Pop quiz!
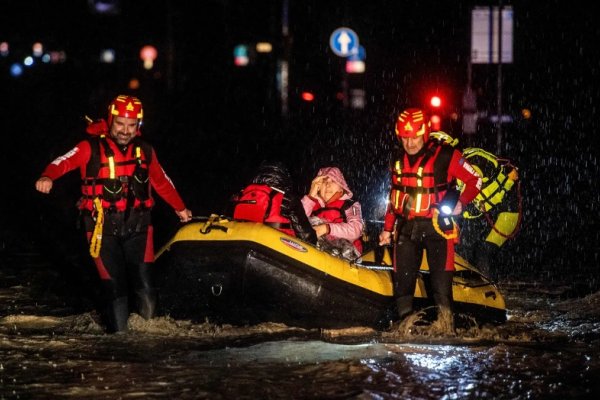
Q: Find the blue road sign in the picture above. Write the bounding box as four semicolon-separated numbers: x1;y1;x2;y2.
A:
329;27;359;57
348;45;366;61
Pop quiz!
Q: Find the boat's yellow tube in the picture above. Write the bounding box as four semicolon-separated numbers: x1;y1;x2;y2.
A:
157;216;505;315
158;217;393;296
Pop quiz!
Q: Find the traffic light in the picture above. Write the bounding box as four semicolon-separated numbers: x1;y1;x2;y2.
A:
430;114;442;131
429;95;443;131
301;91;315;102
430;95;442;108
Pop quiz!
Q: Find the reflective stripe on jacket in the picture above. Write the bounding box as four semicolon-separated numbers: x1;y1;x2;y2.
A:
389;143;451;219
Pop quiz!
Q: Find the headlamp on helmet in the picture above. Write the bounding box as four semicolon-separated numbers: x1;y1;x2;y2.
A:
107;95;143;129
395;108;430;142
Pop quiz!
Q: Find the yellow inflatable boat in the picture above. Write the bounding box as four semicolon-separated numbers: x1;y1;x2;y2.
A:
154;215;507;329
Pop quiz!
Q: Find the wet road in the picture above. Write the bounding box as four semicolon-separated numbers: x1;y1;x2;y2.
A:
1;251;600;399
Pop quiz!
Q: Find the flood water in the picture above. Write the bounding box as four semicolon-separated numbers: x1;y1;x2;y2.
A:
1;251;600;399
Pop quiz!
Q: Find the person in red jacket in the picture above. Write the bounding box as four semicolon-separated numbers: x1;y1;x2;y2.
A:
379;108;481;331
35;94;192;333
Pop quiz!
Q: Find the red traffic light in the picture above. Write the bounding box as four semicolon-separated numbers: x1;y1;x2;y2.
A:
301;91;315;102
430;114;442;131
430;95;442;108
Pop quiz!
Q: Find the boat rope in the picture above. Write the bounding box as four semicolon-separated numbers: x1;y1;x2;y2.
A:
352;262;393;271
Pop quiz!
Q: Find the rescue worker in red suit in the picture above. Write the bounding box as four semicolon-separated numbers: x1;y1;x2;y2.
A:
35;95;192;333
232;161;317;245
379;108;481;329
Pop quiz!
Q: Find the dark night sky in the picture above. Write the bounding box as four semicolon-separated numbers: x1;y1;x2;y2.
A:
1;1;599;286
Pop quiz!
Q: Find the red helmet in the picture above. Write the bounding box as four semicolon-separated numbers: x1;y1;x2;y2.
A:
395;108;430;142
107;95;143;128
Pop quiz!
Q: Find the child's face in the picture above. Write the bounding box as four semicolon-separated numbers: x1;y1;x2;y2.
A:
318;177;343;202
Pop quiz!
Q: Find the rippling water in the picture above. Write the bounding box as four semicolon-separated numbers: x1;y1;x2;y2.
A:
1;252;599;399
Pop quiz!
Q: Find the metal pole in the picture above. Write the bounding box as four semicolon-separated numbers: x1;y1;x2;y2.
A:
280;0;290;118
496;1;503;154
342;70;349;109
166;1;175;95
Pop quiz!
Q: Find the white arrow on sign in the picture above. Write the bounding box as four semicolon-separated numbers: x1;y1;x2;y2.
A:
337;31;352;55
329;27;359;57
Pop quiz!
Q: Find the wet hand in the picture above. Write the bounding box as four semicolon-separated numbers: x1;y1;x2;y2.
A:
309;176;325;198
379;231;391;246
452;201;463;215
176;208;192;223
35;177;53;194
313;224;329;238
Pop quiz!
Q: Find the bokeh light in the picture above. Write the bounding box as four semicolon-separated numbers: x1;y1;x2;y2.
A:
32;42;43;57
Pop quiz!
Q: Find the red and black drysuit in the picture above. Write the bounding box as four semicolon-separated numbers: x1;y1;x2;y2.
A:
40;133;187;332
383;140;481;320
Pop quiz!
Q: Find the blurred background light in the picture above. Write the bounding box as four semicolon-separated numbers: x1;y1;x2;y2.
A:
301;91;315;102
88;0;120;15
140;45;157;61
128;77;140;90
256;42;273;53
49;51;67;64
430;95;442;108
100;49;116;63
0;41;9;57
430;114;442;131
345;60;365;73
233;44;249;67
234;56;249;66
32;42;43;57
350;89;365;109
10;63;23;77
140;45;157;70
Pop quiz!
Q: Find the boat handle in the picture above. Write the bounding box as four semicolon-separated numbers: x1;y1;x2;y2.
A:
200;225;228;234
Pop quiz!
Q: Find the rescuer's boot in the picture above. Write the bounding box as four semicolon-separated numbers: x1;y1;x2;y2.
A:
135;288;157;320
395;295;414;321
105;296;129;333
433;293;455;334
